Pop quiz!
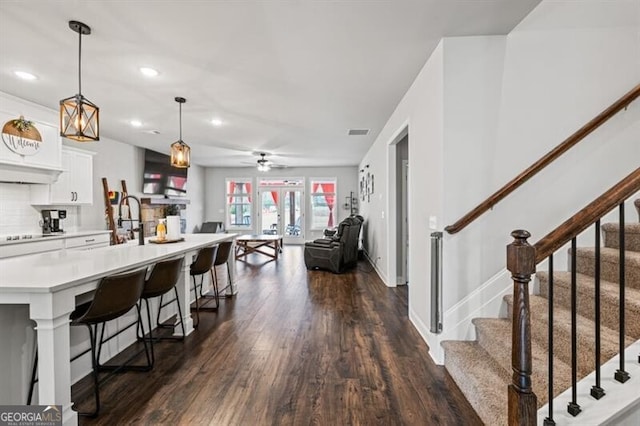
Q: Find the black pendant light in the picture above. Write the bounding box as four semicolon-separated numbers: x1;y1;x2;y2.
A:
170;97;191;168
60;21;99;142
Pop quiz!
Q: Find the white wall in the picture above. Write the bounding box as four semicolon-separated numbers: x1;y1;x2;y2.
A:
204;166;358;240
73;137;205;234
359;40;445;330
441;0;639;348
360;0;640;362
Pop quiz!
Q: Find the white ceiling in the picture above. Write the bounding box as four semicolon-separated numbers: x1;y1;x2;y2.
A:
0;1;540;168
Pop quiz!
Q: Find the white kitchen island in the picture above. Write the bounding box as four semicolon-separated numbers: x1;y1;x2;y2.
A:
0;232;236;425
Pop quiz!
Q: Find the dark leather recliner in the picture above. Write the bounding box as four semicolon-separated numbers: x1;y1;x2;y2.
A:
304;215;363;273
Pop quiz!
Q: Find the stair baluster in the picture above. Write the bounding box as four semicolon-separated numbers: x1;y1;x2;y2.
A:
591;219;605;399
543;254;556;426
615;202;630;383
567;237;581;416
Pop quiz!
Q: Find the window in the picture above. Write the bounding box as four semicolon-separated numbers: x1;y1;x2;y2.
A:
310;179;336;230
226;178;252;229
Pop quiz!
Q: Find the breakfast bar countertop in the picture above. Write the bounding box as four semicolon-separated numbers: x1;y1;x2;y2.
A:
0;232;237;293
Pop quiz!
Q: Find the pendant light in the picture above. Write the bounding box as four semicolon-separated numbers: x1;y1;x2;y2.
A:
170;97;191;168
60;21;99;142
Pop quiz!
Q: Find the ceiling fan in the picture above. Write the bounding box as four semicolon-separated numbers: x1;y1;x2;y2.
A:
241;152;287;171
257;153;271;172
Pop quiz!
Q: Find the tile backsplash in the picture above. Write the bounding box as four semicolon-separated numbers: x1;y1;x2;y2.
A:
0;182;79;235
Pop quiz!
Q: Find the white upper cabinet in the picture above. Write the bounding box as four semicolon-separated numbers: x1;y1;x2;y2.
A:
31;146;94;205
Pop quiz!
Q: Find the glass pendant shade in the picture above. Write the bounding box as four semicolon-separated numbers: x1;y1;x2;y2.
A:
60;94;99;141
170;140;191;168
170;97;190;168
60;20;99;142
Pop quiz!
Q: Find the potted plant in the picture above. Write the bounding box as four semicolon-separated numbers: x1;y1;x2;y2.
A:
165;204;181;217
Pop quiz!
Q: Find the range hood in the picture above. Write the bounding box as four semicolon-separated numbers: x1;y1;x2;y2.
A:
0;160;63;184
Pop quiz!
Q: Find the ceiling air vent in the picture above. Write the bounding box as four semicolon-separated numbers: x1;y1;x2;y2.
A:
348;129;369;136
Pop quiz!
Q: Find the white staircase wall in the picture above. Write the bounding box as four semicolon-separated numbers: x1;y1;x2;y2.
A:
358;0;640;363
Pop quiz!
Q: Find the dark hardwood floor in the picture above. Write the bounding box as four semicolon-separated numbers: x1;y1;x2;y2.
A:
75;246;481;425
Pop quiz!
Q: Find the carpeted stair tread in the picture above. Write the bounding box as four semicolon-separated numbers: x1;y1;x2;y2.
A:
473;318;573;406
441;340;509;426
440;216;640;423
537;271;640;339
574;247;640;289
601;222;640;251
504;294;634;377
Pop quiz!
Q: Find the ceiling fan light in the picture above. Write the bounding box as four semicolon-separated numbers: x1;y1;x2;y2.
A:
257;153;271;172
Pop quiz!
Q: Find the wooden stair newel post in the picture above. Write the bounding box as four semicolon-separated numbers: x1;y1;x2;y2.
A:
507;230;537;426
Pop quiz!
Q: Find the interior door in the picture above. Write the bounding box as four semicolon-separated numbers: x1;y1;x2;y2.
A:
260;189;280;235
259;187;304;244
282;189;303;244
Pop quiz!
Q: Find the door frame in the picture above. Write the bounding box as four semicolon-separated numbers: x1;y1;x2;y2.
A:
401;159;409;285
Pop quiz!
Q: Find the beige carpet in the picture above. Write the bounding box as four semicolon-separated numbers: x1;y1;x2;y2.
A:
441;200;640;425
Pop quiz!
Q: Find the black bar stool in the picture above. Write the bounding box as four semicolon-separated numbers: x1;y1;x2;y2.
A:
137;257;185;367
211;241;234;298
28;268;148;417
190;245;218;328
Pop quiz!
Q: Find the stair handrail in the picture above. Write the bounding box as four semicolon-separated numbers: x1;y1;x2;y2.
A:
445;83;640;235
506;167;640;425
534;167;640;263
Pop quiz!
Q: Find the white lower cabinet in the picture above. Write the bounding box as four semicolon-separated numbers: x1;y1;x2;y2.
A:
65;233;110;250
0;232;110;259
0;239;64;259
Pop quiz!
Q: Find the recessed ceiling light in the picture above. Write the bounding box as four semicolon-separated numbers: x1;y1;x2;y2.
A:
211;118;223;127
14;71;37;81
139;67;159;77
130;119;142;127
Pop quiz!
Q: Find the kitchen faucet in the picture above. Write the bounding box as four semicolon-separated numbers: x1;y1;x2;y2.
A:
118;195;144;245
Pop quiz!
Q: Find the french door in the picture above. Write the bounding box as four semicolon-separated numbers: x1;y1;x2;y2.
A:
258;182;304;244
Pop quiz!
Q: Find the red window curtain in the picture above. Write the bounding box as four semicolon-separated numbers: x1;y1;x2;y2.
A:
271;191;279;205
228;181;236;204
246;182;252;203
324;183;335;227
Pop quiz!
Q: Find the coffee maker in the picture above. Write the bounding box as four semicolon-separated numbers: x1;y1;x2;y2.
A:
41;209;66;235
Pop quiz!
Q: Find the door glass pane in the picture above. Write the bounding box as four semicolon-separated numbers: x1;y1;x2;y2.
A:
261;191;279;234
283;191;302;236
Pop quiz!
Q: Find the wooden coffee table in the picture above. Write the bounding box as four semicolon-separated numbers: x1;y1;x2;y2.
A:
235;234;283;260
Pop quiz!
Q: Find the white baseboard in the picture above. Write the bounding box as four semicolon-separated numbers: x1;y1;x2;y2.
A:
363;251;390;286
439;268;513;345
409;306;444;364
